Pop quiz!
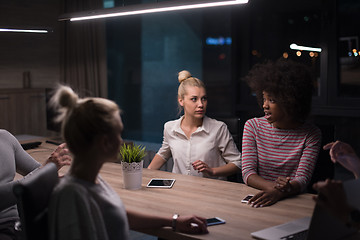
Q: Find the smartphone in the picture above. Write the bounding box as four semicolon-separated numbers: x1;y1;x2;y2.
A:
241;194;254;203
206;217;226;226
146;178;175;188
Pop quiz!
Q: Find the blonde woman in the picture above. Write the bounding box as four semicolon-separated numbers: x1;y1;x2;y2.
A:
148;70;241;180
48;85;208;240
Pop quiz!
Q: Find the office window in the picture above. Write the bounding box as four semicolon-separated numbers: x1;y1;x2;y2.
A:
250;0;321;95
338;0;360;97
106;11;204;142
106;4;238;142
104;0;114;8
237;0;323;113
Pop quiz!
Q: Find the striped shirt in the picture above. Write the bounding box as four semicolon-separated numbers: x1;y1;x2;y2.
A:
242;117;321;190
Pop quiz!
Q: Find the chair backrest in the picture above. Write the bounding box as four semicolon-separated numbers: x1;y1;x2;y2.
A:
13;162;58;240
217;117;241;150
216;117;243;183
307;124;335;193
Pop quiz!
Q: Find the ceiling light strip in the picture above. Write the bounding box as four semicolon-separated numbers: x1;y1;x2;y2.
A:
290;43;322;52
69;0;248;22
0;28;48;34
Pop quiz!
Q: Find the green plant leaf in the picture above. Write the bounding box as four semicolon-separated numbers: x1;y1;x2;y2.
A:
119;143;146;163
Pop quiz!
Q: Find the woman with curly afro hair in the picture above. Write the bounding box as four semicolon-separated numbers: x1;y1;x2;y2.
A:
241;59;321;208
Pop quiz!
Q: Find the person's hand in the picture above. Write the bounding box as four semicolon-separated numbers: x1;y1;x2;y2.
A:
312;179;351;223
274;176;292;192
192;160;214;176
323;141;360;178
248;188;283;208
44;143;72;170
176;215;208;234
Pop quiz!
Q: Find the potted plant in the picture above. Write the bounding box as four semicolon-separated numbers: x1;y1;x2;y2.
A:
119;143;146;190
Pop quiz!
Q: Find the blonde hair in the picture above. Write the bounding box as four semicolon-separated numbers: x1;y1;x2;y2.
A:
50;85;121;155
176;70;206;115
177;70;205;100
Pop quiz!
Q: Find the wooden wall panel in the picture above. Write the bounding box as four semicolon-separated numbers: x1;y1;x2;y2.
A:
0;89;47;136
0;0;61;89
0;1;61;136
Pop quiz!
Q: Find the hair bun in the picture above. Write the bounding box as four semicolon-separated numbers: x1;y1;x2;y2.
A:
57;86;78;109
178;70;192;83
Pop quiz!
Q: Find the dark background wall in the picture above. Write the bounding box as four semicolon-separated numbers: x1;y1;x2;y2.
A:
0;0;359;180
0;0;61;88
107;10;204;142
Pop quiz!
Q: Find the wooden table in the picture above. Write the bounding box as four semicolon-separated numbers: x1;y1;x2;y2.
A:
26;141;316;240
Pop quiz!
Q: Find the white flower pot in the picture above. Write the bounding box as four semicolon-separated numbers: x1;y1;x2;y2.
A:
121;160;143;190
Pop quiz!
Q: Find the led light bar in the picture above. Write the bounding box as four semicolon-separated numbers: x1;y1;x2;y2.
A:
59;0;248;22
0;28;48;34
290;43;322;52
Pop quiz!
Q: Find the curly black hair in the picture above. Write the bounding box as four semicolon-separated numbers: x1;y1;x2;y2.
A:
244;58;314;122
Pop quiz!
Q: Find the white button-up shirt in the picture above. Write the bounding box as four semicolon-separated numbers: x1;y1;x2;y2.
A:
157;116;241;180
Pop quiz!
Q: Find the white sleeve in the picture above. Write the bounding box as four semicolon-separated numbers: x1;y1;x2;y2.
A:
217;123;242;169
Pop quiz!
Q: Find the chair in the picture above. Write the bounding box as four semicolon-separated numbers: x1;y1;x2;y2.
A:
307;124;335;193
217;117;242;150
217;117;243;183
143;149;174;172
13;162;58;240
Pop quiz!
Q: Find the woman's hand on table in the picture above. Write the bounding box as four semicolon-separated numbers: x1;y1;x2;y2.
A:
192;160;214;176
275;176;292;192
248;188;283;208
176;215;208;234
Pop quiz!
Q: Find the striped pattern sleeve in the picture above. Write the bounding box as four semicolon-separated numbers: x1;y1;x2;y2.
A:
241;117;321;190
241;119;260;184
292;125;321;190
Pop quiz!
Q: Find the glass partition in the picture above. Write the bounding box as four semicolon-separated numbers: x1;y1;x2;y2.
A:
248;0;322;96
337;0;360;97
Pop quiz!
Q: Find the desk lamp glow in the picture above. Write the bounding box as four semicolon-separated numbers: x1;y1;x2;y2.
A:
59;0;248;22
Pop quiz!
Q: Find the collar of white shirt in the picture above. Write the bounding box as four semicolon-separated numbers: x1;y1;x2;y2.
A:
172;115;210;136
